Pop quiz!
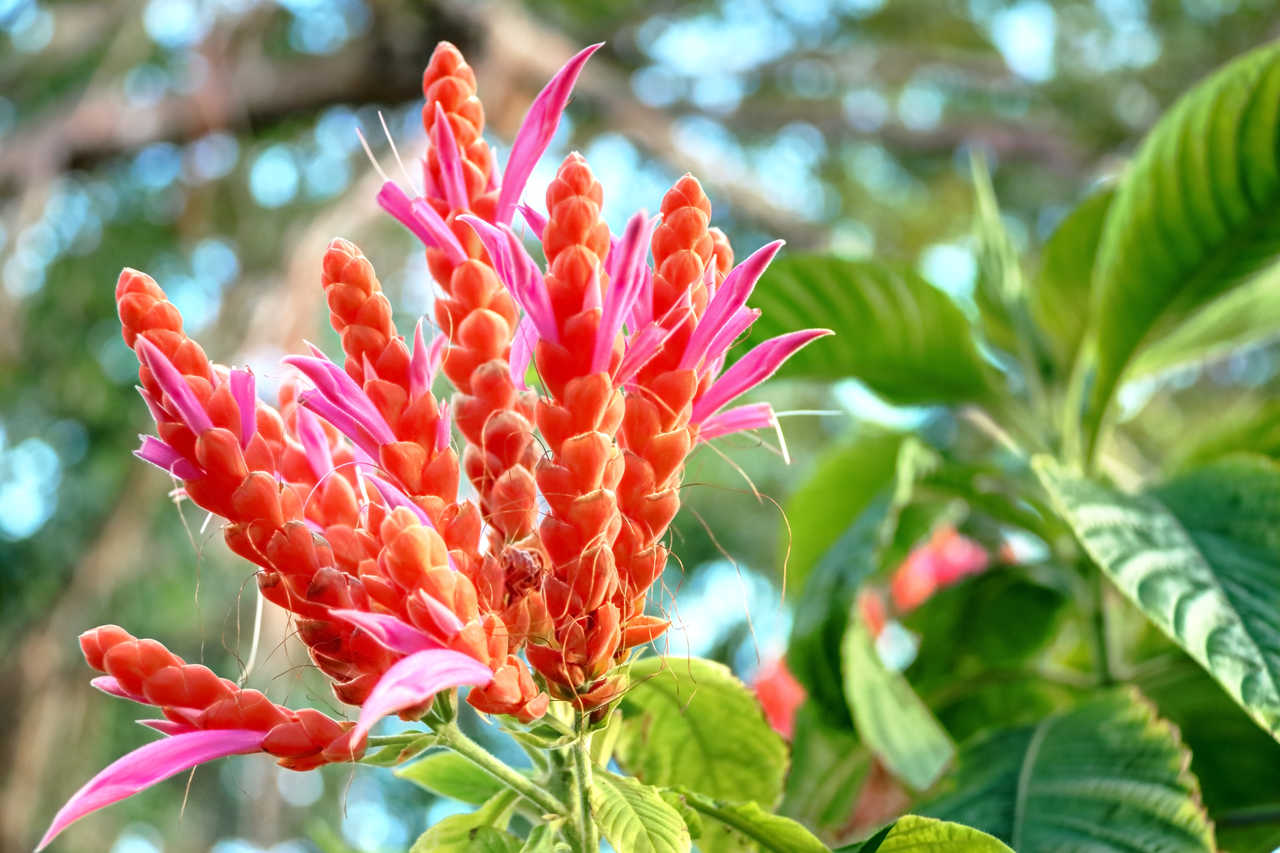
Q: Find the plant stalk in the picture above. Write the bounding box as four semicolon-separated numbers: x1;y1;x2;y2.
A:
572;713;599;852
1091;568;1116;685
434;722;567;818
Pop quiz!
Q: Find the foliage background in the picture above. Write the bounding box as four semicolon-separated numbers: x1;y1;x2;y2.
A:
2;0;1278;850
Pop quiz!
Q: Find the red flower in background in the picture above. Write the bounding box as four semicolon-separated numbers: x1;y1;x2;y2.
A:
889;524;989;613
754;656;807;739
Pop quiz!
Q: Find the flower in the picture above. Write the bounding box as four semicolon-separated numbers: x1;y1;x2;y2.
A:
889;524;990;612
753;656;807;739
45;39;832;844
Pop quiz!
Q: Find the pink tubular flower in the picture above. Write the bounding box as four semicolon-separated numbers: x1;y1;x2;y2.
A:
39;729;267;850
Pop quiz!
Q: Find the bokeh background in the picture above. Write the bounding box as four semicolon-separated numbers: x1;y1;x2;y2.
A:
3;0;1278;850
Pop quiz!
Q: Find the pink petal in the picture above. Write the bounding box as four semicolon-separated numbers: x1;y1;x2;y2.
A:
411;199;468;265
692;328;832;424
495;43;603;225
435;401;452;454
134;436;204;481
329;609;442;655
410;589;465;638
349;649;493;746
284;355;395;445
138;719;198;736
700;306;762;371
518;203;548;240
681;240;784;371
228;368;256;450
38;729;265;850
134;338;213;435
295;406;334;480
593;211;655;374
459;215;558;344
698;402;776;441
136;385;166;423
431;103;470;212
90;675;148;704
509;315;536;390
366;474;437;532
615;321;676;387
297;391;381;459
627;265;656;330
409;319;446;401
376;181;466;265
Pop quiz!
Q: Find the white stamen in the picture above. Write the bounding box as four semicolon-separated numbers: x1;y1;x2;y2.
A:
771;413;792;466
355;126;391;184
239;586;265;686
379;110;420;196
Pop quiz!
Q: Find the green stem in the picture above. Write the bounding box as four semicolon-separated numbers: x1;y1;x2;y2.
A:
573;714;599;852
1091;568;1115;685
434;722;567;818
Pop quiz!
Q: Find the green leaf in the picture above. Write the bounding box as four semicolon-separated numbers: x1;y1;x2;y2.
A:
970;154;1025;356
673;789;829;853
838;814;1013;852
519;823;570;853
1033;186;1114;369
1085;42;1280;451
842;619;954;791
396;750;507;804
410;789;522;853
1137;653;1280;850
1036;455;1280;738
615;657;789;853
744;254;995;405
789;495;893;727
1170;395;1280;469
1128;261;1280;378
782;430;904;593
904;571;1076;741
589;772;692;853
923;690;1214;851
781;705;870;833
907;572;1068;678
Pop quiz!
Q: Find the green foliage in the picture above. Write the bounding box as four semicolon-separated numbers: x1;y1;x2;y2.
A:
1137;654;1280;848
837;814;1013;852
1037;455;1280;738
922;691;1215;851
1128;262;1280;378
396;751;507;804
615;657;788;808
842;619;954;791
780;705;869;835
781;430;904;593
409;790;521;853
673;789;829;852
1033;186;1114;370
904;571;1076;740
745;255;997;405
788;495;892;726
1085;42;1280;451
589;773;691;853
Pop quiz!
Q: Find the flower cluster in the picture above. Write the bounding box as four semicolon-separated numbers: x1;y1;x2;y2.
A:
41;40;828;849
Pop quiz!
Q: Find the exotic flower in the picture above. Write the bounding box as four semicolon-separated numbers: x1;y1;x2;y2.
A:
43;39;829;848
